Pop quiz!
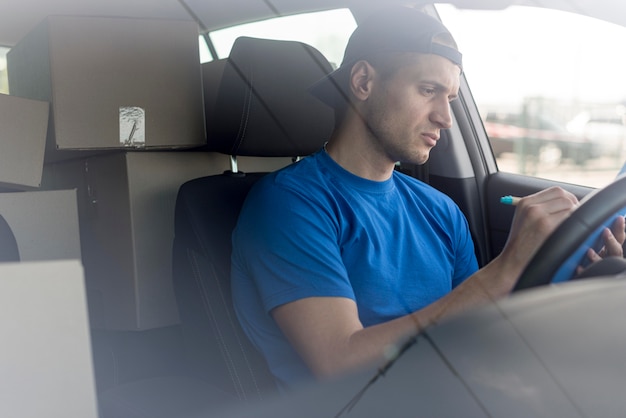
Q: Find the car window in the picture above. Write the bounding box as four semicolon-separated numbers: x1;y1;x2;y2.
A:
0;46;8;94
204;9;356;68
437;4;626;188
198;36;212;64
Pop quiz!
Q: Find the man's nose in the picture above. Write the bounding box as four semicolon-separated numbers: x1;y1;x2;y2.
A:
430;100;453;130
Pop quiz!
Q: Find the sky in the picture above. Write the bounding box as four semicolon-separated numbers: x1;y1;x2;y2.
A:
436;4;626;105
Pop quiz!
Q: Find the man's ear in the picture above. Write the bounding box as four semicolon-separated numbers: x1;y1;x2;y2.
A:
349;60;375;102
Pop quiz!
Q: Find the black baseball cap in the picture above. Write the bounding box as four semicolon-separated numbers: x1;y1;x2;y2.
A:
309;7;463;108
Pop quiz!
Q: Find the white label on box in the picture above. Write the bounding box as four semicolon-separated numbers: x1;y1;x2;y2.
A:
119;106;146;147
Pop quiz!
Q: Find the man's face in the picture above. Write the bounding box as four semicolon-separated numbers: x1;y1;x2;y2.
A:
362;52;461;165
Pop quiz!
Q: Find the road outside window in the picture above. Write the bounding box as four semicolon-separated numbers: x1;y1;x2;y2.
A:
437;4;626;188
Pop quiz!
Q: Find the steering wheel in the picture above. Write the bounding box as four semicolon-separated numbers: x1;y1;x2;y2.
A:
513;174;626;291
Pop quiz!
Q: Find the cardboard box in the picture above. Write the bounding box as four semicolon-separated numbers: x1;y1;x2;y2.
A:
0;189;81;261
0;260;98;418
43;151;235;330
0;93;49;189
7;16;205;160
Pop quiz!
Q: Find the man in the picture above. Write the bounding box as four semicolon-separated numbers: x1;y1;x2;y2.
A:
231;7;624;389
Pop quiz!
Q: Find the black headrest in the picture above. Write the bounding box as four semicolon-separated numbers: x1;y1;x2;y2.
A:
207;37;334;157
0;214;19;262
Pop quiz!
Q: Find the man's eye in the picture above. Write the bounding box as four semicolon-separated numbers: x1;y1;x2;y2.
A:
421;87;436;96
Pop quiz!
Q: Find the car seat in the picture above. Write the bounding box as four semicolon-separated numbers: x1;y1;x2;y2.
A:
172;36;334;403
0;214;19;262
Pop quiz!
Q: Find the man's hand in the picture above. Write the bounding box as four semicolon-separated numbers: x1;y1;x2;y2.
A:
499;186;579;277
576;216;626;275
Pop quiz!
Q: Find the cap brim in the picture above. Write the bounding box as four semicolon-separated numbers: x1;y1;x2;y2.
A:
308;65;350;109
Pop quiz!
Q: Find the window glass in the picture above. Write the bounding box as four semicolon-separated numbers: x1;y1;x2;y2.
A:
198;36;212;64
208;9;356;69
0;46;8;94
437;5;626;188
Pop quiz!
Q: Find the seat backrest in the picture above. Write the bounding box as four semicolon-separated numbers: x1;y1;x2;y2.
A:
172;36;334;402
0;214;19;262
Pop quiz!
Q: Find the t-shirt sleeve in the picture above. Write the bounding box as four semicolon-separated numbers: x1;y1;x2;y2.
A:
232;177;355;314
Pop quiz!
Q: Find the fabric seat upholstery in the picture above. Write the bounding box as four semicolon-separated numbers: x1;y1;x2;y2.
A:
172;36;334;403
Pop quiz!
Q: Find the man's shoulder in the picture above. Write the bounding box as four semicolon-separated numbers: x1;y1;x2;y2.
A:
392;170;463;215
255;152;329;194
243;152;331;211
393;170;447;199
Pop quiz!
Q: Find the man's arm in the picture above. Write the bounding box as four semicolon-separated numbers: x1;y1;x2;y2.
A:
273;186;580;378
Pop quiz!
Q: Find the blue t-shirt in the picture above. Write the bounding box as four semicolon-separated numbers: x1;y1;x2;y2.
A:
231;149;478;388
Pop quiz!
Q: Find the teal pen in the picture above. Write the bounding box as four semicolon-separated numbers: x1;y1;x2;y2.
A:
500;195;521;206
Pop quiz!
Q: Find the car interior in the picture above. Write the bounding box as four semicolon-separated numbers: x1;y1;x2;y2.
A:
1;0;626;417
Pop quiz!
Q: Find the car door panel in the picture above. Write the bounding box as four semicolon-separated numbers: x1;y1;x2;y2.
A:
485;171;592;258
